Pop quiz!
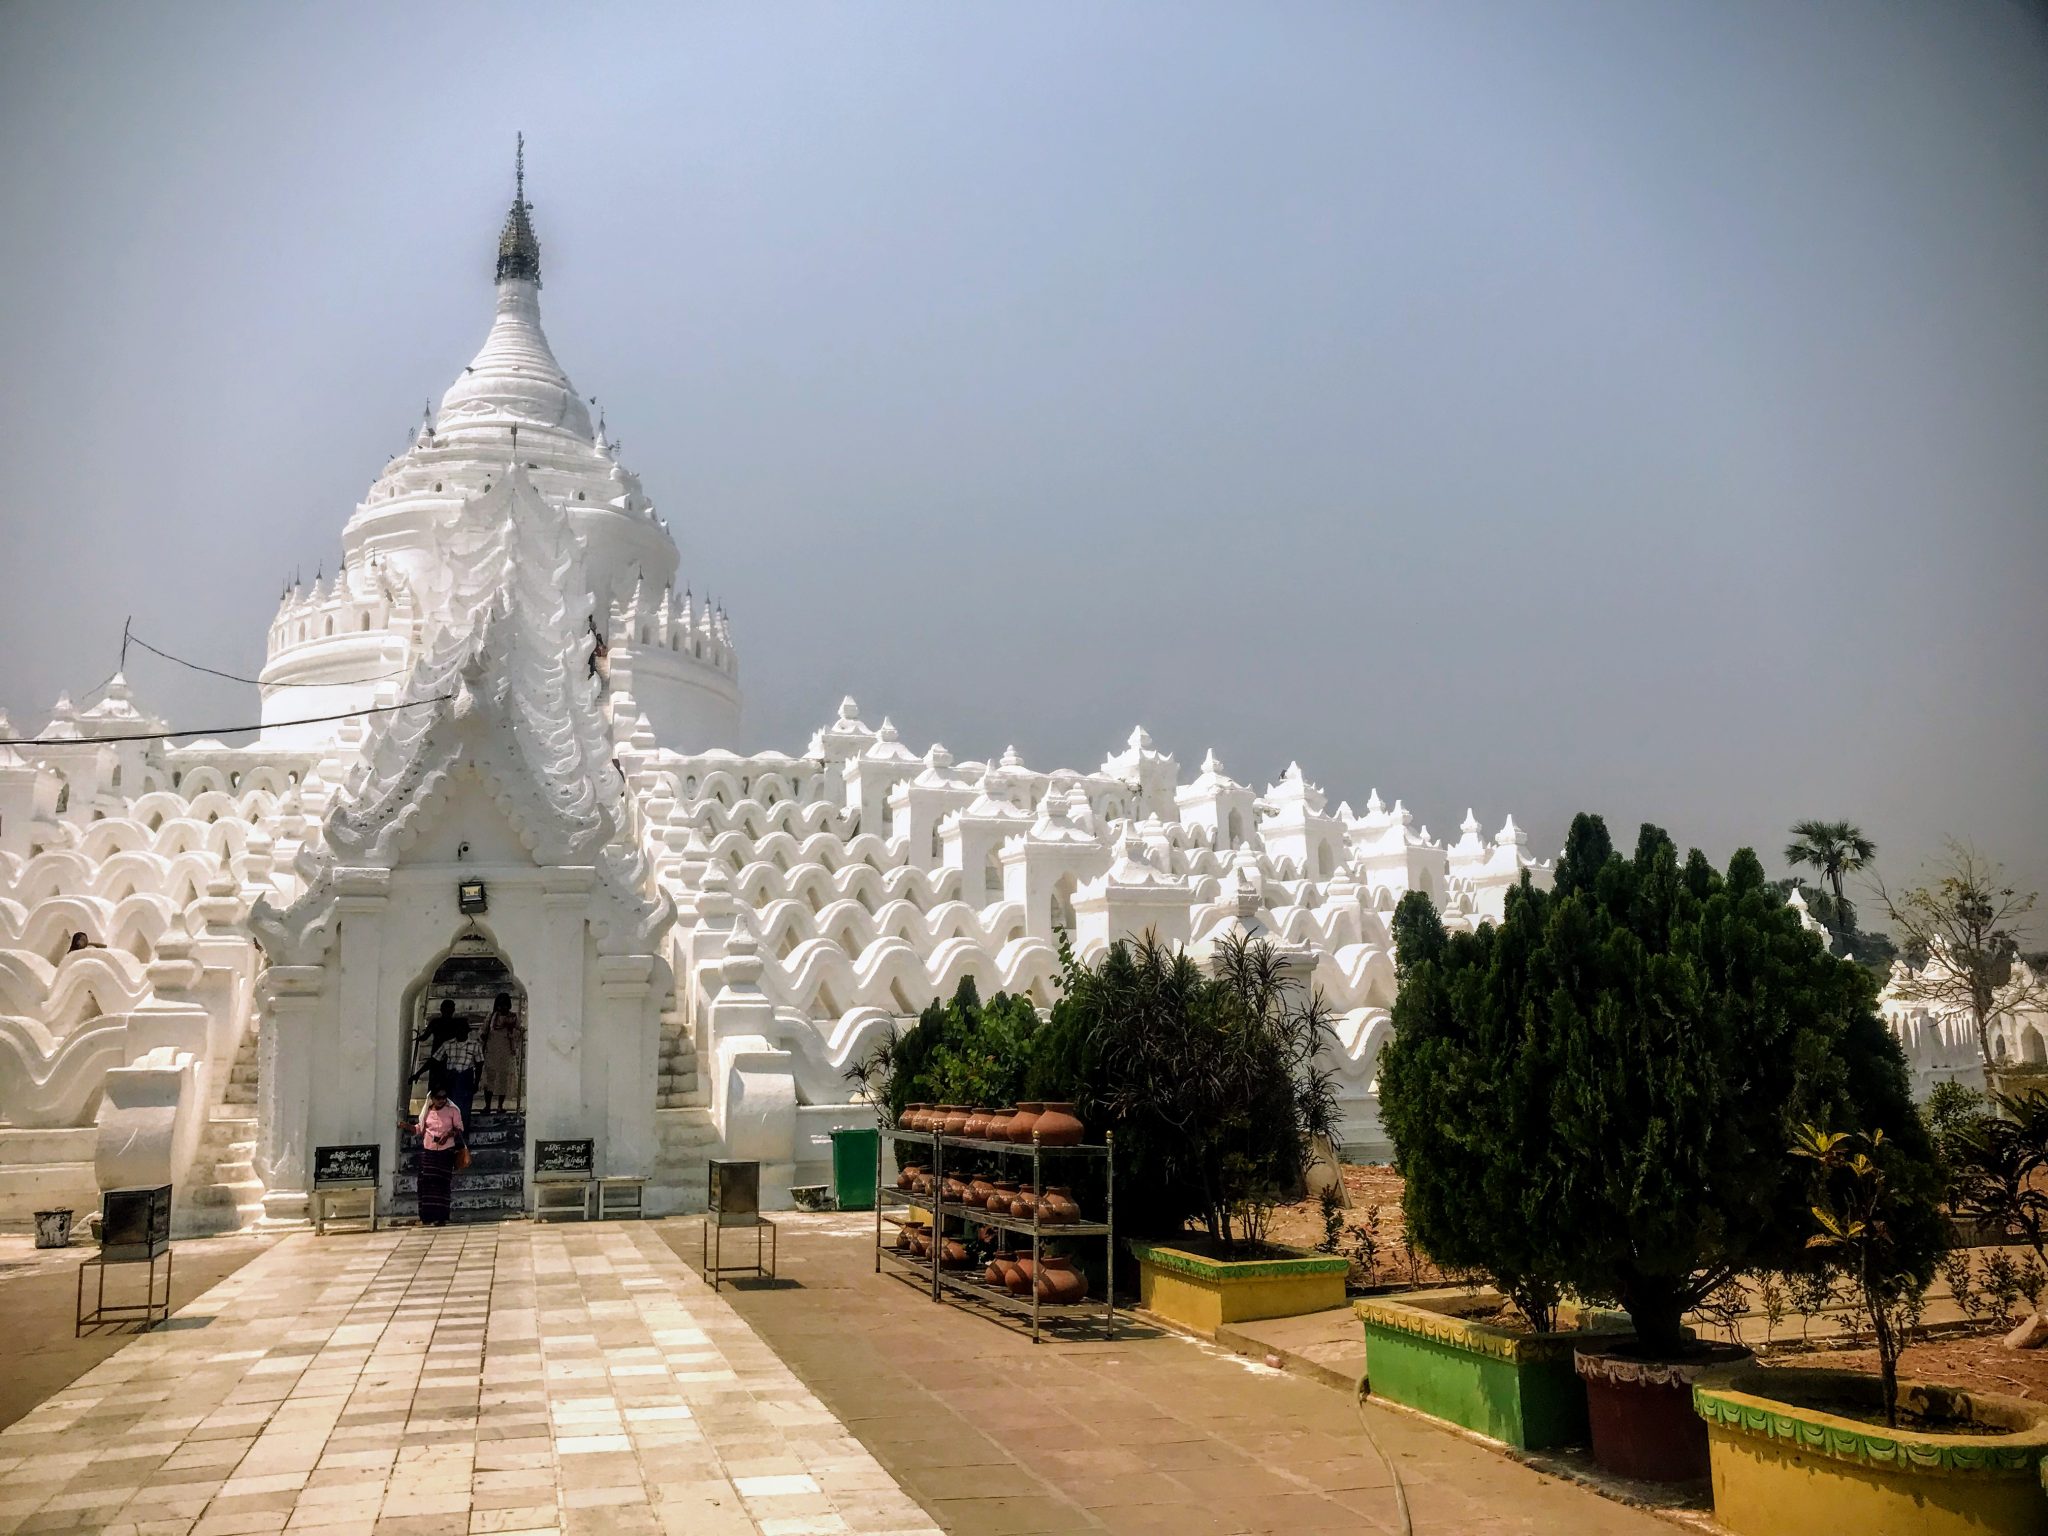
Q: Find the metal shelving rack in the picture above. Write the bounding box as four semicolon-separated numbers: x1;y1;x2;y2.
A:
874;1125;1116;1343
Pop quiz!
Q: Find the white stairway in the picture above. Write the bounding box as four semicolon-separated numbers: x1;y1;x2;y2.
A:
184;1027;265;1233
650;1008;717;1212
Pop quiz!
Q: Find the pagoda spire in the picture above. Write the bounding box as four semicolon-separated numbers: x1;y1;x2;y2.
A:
495;132;541;286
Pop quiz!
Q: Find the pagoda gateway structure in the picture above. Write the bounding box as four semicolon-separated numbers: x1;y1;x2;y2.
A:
0;151;1555;1230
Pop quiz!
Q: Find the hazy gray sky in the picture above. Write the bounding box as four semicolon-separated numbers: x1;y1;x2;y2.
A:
2;1;2043;911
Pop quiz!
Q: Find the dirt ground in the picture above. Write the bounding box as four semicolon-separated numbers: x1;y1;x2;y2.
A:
1768;1327;2048;1402
1267;1163;1455;1288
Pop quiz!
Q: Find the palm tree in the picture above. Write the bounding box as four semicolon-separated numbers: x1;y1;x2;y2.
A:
1785;819;1877;939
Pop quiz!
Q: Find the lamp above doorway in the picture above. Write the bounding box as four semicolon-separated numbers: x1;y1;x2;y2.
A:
458;878;488;914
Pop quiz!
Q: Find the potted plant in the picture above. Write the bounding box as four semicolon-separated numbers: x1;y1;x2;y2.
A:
1038;931;1348;1331
1689;1126;2048;1536
1380;814;1943;1481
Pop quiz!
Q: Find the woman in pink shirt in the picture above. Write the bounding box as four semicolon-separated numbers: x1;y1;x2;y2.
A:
412;1085;466;1226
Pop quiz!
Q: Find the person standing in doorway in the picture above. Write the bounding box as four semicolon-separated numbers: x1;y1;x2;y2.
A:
435;1018;483;1126
410;1085;465;1227
480;992;521;1114
413;998;462;1098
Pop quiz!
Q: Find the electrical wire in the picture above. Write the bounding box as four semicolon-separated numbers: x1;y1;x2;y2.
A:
5;695;454;748
126;631;413;689
1355;1378;1414;1536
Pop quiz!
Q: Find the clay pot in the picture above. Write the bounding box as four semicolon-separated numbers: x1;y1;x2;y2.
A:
899;1102;929;1131
1032;1102;1085;1147
907;1223;930;1257
940;1105;971;1137
984;1259;1009;1287
1007;1102;1044;1143
961;1108;991;1140
1009;1188;1039;1222
1575;1342;1752;1482
942;1173;970;1206
985;1108;1016;1141
1034;1254;1087;1305
896;1163;922;1192
989;1180;1019;1217
941;1238;972;1270
895;1225;912;1251
1038;1186;1080;1225
967;1177;996;1210
1005;1256;1035;1296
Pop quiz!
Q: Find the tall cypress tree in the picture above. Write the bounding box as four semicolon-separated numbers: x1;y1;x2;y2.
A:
1381;813;1943;1355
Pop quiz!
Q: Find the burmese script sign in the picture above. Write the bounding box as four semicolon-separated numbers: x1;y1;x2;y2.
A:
314;1144;380;1188
534;1138;594;1177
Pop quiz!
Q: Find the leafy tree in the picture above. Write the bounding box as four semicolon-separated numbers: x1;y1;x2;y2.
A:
846;975;1044;1126
1381;812;1945;1357
1923;1080;1994;1199
1795;1125;1940;1428
1772;878;1899;975
1031;930;1337;1253
1380;888;1567;1328
1879;843;2047;1079
1949;1090;2048;1285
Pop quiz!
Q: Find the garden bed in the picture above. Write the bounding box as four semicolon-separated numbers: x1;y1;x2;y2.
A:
1693;1364;2048;1536
1767;1322;2048;1404
1129;1237;1349;1334
1357;1287;1629;1450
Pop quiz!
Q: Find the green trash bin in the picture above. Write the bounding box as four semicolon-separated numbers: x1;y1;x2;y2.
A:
829;1127;879;1212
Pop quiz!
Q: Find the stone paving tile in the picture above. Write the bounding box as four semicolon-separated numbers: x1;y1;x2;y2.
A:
692;1214;1680;1536
0;1227;940;1536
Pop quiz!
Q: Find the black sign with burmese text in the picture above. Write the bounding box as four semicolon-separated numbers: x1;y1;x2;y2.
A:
314;1144;380;1188
534;1138;594;1176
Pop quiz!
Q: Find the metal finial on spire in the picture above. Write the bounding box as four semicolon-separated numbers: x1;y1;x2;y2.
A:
496;132;542;286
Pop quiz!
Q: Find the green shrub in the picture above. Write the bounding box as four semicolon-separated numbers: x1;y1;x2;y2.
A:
847;975;1044;1128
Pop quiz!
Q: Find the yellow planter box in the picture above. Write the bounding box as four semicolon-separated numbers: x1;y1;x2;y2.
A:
1693;1367;2048;1536
1129;1239;1348;1335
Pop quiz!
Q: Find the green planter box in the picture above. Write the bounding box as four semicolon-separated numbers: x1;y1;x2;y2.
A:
1358;1289;1629;1450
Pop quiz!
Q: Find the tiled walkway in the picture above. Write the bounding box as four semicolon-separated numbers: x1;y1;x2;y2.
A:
0;1226;939;1536
699;1215;1677;1536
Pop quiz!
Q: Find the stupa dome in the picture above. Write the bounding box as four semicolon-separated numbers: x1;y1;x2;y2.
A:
434;137;591;444
433;280;593;444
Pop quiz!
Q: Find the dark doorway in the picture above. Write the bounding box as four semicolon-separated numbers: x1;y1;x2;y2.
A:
396;930;529;1223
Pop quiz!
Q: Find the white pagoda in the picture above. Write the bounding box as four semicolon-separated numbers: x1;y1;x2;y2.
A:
0;153;1555;1230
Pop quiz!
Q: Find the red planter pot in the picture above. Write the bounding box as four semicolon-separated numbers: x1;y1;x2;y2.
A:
1574;1342;1752;1482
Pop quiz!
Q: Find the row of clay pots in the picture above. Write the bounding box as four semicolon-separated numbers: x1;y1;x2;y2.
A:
897;1222;1090;1300
894;1223;972;1267
896;1102;1086;1146
981;1252;1088;1305
966;1179;1084;1224
891;1166;1086;1224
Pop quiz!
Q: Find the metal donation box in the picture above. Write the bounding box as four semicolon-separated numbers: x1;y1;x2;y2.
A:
701;1159;774;1289
708;1159;759;1225
101;1184;172;1262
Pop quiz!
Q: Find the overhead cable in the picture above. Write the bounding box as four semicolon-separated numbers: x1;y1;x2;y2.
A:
5;695;453;748
126;631;413;689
